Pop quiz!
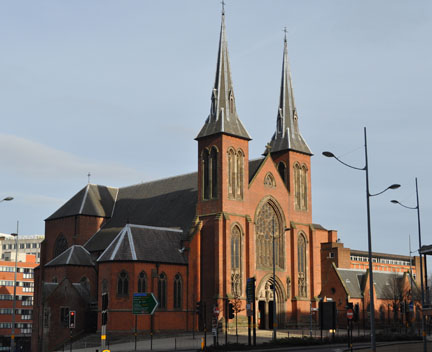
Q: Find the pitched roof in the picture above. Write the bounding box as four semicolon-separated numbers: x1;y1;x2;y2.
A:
266;37;311;155
248;158;264;182
97;224;187;265
196;11;251;141
84;173;198;252
46;184;118;221
45;245;94;267
336;268;364;298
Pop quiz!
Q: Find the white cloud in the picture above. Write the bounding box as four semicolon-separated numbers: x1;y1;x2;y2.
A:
0;133;144;185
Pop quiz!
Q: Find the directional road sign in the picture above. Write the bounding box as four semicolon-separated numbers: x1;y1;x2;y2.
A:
133;292;159;315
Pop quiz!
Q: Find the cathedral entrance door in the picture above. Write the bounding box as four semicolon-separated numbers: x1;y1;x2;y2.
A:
257;275;287;330
258;301;266;329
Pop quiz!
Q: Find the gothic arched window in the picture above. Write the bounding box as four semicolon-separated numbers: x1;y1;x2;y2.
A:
231;225;242;297
202;149;210;200
301;165;308;210
228;148;236;199
53;234;68;258
236;150;244;199
117;270;129;296
173;273;182;309
158;272;167;309
138;271;147;293
255;202;284;269
297;234;307;297
277;162;286;185
211;147;218;199
294;163;301;210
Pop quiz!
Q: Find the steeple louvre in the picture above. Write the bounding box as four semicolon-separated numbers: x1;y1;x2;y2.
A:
196;11;251;141
266;36;311;155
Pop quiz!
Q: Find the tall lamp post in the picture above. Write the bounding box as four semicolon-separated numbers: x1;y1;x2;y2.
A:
11;230;18;352
272;217;277;341
391;177;426;352
323;127;400;352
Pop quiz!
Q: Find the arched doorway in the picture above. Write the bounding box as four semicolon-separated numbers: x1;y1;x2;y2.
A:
256;274;287;329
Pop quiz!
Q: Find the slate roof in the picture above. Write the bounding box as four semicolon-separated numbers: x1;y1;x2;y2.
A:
196;12;251;141
84;173;198;253
336;268;408;299
45;245;94;267
46;184;118;220
266;37;311;156
97;224;187;265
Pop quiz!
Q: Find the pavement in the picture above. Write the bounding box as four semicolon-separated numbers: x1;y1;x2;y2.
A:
55;327;425;352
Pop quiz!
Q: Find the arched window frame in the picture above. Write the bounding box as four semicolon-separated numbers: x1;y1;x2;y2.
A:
211;146;218;199
236;149;244;199
53;233;68;258
138;271;147;293
158;272;167;309
202;148;210;200
173;273;182;310
255;200;285;270
301;164;308;210
293;162;301;210
117;270;129;296
227;148;236;199
297;233;307;297
277;161;287;187
231;225;243;297
264;172;276;188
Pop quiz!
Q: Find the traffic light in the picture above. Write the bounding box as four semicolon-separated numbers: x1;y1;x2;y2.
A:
102;292;108;311
354;303;359;322
102;311;108;325
196;301;201;315
69;310;76;329
228;302;235;319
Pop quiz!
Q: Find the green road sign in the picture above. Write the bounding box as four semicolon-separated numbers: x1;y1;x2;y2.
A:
133;292;159;315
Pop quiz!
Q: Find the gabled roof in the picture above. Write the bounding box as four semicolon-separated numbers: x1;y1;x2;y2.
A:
45;245;94;267
196;11;250;141
46;184;118;221
97;224;187;265
337;268;364;298
84;173;198;253
266;36;311;155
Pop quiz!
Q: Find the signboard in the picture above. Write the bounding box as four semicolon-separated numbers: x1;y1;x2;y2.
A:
246;278;255;303
319;301;336;330
347;308;354;320
133;293;159;315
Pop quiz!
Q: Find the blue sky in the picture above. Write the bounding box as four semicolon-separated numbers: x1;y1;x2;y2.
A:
0;0;431;260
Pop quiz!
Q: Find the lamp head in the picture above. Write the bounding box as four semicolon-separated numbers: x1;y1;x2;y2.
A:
389;184;401;190
10;233;18;237
322;151;335;158
391;200;399;204
2;197;13;201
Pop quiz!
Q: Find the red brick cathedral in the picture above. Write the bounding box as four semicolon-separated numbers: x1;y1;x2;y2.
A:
31;11;421;352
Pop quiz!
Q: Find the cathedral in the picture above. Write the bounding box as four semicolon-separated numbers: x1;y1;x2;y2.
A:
32;10;343;351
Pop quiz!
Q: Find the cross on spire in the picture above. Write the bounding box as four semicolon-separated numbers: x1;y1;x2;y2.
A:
221;0;226;15
283;27;288;41
88;172;91;184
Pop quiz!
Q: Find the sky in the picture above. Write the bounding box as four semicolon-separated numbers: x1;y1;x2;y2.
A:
0;0;431;261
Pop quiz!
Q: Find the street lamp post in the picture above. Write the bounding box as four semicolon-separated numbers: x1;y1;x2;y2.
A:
391;177;426;352
272;217;277;341
10;230;18;352
323;127;400;352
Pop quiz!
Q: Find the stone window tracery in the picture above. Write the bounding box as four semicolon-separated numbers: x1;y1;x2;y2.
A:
294;163;308;211
227;148;244;200
255;202;284;269
264;173;276;188
53;234;68;258
173;273;182;309
231;225;242;297
297;234;307;297
117;270;129;296
202;147;218;200
138;271;147;293
158;272;167;309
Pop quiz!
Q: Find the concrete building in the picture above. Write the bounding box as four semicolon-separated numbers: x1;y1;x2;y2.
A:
0;234;44;263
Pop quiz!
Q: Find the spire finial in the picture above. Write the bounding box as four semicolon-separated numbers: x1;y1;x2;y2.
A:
87;172;91;184
283;27;288;42
221;0;225;15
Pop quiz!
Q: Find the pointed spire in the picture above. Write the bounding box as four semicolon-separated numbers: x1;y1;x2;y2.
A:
196;9;251;141
266;34;311;155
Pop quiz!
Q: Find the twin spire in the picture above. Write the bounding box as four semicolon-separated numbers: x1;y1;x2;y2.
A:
197;11;311;156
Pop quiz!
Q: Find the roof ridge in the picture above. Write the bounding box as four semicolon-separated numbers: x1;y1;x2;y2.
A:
121;171;197;190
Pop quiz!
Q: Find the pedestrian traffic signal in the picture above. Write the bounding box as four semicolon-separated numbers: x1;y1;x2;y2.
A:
354;303;359;322
228;302;235;319
196;301;201;315
102;292;108;311
69;310;76;329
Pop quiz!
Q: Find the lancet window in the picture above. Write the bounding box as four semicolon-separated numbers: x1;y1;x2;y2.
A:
158;272;167;309
202;146;218;200
294;163;308;210
277;162;287;186
53;234;68;258
137;271;147;293
227;148;244;200
173;273;182;309
231;225;242;297
255;201;284;269
117;270;129;296
297;234;307;297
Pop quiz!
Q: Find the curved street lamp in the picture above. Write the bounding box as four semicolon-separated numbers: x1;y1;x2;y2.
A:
322;127;400;352
391;177;426;352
